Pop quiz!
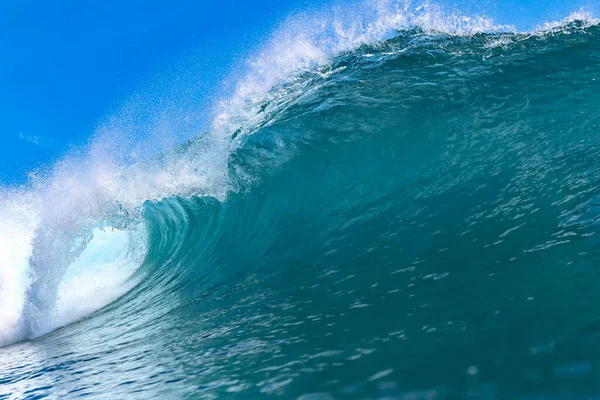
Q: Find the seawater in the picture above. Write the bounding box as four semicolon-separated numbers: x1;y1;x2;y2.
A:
1;3;600;399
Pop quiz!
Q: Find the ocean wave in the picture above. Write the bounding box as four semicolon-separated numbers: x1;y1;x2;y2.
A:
0;0;598;356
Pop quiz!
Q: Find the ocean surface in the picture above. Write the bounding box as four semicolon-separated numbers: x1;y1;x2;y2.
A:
1;4;600;399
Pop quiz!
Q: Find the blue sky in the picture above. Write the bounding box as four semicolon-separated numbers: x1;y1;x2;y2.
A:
0;0;595;184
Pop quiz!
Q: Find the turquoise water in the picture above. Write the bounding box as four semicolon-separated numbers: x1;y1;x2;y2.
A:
2;9;600;400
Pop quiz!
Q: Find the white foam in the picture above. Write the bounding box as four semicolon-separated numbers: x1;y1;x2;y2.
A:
535;10;600;33
0;191;39;346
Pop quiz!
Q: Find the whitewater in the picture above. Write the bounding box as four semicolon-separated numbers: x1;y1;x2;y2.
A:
1;1;600;398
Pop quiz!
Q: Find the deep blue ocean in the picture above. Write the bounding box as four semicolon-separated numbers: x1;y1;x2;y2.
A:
1;4;600;399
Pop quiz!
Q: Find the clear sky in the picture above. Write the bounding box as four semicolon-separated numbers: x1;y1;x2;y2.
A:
0;0;595;184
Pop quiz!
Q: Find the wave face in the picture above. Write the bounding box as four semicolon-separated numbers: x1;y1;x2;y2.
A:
2;4;600;398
